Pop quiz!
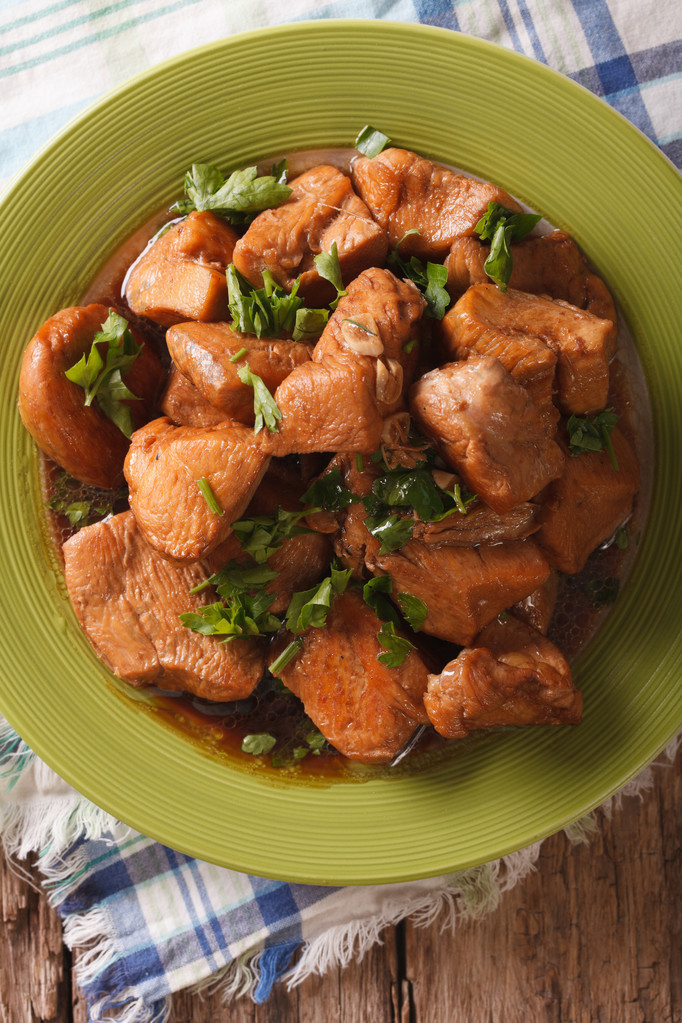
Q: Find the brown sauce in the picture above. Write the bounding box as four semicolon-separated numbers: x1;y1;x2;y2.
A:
40;149;654;778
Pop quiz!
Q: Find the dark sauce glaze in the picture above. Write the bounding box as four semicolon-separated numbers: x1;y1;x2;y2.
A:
40;150;654;778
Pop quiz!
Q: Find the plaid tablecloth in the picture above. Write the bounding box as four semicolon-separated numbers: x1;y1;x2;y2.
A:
1;2;680;1021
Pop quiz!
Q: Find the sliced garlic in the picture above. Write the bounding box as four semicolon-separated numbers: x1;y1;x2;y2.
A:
340;316;384;356
375;358;404;405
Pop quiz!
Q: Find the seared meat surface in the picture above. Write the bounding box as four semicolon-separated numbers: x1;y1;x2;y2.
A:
18;304;163;490
276;589;429;762
352;148;521;259
424;615;582;738
233;165;388;306
126;211;239;326
63;511;265;698
160;366;232;428
410;357;564;512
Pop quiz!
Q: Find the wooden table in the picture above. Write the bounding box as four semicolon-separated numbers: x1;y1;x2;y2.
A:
2;747;680;1022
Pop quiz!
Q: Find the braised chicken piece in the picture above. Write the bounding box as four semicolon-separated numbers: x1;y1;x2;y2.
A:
18;304;164;490
232;165;388;306
445;230;617;324
367;537;551;646
312;267;426;416
410;357;564;513
275;589;429;763
160;366;232;428
424;614;582;738
511;570;560;635
351;148;521;260
124;417;270;562
536;428;639;574
442;284;615;415
412;501;540;547
63;511;265;699
166;321;311;425
125;211;239;326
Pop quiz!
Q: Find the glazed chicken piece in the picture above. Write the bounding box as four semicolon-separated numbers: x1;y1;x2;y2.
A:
367;537;551;646
351;147;521;260
275;589;429;763
536;427;639;574
124;417;270;562
412;500;540;547
125;211;239;326
232;165;388;306
18;304;164;490
166;321;311;425
312;267;426;415
424;615;582;738
441;284;616;415
410;357;564;513
63;511;265;699
511;570;560;635
160;366;233;428
445;230;617;325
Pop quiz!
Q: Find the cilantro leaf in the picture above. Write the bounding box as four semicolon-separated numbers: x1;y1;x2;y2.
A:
191;559;278;597
474;202;542;292
285;560;352;634
236;361;282;434
387;233;450;319
64;310;142;438
300;467;360;511
293;307;329;342
370;466;444;522
173;163;291;223
241;733;277;755
227;265;327;342
397;592;428;631
363;511;414;555
377;621;416;668
179;592;280;640
362;575;400;625
566;409;620;470
355;125;391;158
313;242;348;309
231;507;315;563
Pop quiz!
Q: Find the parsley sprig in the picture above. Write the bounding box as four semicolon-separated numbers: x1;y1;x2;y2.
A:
313;242;348;309
231;507;317;563
235;361;282;434
354;125;391;159
64;310;142;438
227;265;328;342
300;467;361;511
171;163;291;224
180;557;280;640
387;230;450;319
285;560;352;634
474;202;542;292
377;621;417;668
566;409;620;470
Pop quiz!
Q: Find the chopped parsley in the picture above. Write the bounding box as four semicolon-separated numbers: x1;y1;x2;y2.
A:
362;575;400;625
269;638;304;676
377;621;416;668
231;507;316;564
235;361;282;434
397;592;428;631
241;733;277;755
285;560;352;634
355;125;391;158
227;265;328;342
179;592;280;640
300;467;360;511
314;242;348;309
171;163;291;224
474;201;542;292
46;472;118;530
64;310;142;438
566;409;620;470
387;232;450;319
196;478;223;516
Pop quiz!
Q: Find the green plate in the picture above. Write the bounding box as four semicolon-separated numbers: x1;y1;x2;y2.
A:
0;21;680;885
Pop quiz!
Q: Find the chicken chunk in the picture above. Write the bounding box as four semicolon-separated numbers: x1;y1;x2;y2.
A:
367;537;551;646
536;427;639;573
424;615;582;738
160;366;232;428
275;589;429;763
232;165;388;306
410;357;564;513
445;230;617;324
412;500;540;547
351;148;521;260
124;417;269;561
441;284;615;416
63;511;264;699
511;571;559;635
18;304;163;490
166;321;311;425
125;211;239;326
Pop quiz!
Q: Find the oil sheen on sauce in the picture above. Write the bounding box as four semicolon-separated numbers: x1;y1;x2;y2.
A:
42;149;654;779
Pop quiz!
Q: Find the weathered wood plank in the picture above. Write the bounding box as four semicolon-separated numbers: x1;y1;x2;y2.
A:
406;750;681;1023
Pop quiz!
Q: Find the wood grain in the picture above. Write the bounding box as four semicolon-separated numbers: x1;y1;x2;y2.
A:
2;750;680;1023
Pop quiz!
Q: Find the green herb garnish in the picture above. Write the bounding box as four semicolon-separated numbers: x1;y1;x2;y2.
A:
196;478;223;516
229;347;248;363
64;310;142;438
241;733;277;755
474;202;542;292
293;307;329;342
377;621;416;668
179;591;280;640
397;593;428;631
190;560;278;597
46;472;119;530
236;361;282;434
566;409;620;470
269;638;304;676
285;560;352;634
300;467;360;511
355;125;391;158
387;232;450;319
314;242;348;309
227;265;328;342
172;163;291;224
362;575;400;625
363;511;415;555
231;507;316;564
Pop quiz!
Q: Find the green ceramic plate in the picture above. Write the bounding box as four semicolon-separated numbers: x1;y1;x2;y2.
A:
0;21;680;884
